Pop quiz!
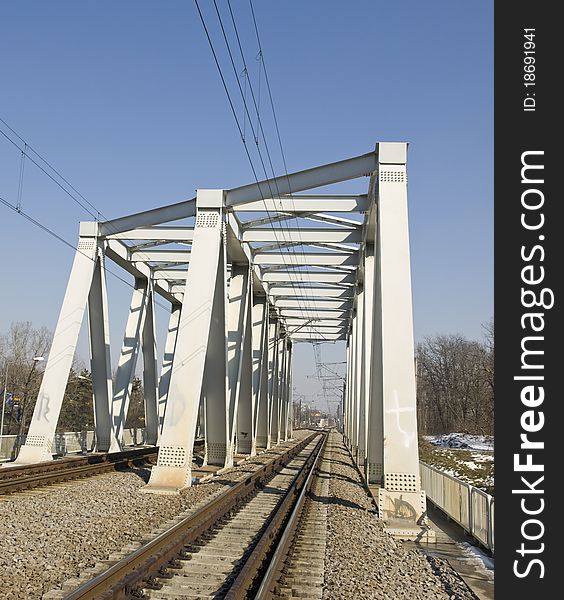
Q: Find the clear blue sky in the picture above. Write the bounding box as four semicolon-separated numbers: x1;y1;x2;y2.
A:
0;1;492;412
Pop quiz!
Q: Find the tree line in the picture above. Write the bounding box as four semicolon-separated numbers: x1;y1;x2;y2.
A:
0;321;145;436
2;319;494;438
416;320;494;435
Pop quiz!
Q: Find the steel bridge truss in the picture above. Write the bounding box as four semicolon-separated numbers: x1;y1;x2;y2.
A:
12;142;427;528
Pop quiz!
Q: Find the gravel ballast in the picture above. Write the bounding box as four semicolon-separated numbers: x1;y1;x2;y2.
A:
323;432;478;600
0;431;311;600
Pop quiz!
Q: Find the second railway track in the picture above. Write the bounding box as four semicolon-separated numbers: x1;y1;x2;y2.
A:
55;432;328;600
0;440;206;496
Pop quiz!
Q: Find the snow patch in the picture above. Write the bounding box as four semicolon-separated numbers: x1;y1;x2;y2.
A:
426;433;494;451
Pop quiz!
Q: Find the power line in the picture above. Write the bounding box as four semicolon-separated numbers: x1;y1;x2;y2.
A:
0;117;178;310
194;0;312;322
216;0;316;324
242;0;315;318
0;125;102;220
0;194;171;313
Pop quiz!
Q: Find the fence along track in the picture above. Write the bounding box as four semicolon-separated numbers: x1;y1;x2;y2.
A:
420;462;495;553
59;432;325;600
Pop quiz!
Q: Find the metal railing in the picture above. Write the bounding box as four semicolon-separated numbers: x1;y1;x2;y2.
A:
420;461;494;553
0;428;147;461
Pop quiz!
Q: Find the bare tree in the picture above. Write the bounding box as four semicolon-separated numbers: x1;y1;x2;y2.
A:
416;322;494;435
0;322;51;436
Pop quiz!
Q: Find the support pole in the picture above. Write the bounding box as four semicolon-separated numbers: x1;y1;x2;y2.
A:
111;278;150;450
251;295;268;452
365;242;384;484
11;228;99;464
374;142;427;530
157;304;181;438
286;340;293;439
229;264;253;455
142;282;159;446
279;340;288;442
145;190;227;493
88;253;115;452
355;286;366;466
268;319;280;447
253;298;269;450
349;311;359;455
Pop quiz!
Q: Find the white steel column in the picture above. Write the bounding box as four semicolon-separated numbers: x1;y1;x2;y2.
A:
157;304;181;438
12;227;99;465
145;190;227;492
344;336;352;446
375;142;427;527
142;282;159;446
87;254;115;452
269;321;281;447
365;242;384;484
264;318;277;448
279;340;288;442
252;295;268;452
228;264;253;455
286;340;293;439
111;278;151;450
349;311;359;455
355;286;366;466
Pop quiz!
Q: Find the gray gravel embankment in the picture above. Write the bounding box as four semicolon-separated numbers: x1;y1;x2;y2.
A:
0;431;311;600
323;433;478;600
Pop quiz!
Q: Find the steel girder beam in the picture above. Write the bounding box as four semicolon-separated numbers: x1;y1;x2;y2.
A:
152;269;189;281
274;300;351;311
262;271;355;285
105;227;195;242
98;198;197;236
130;249;191;263
232;194;369;213
242;228;362;244
370;143;427;528
279;309;348;319
226;152;377;206
254;253;359;267
292;333;346;341
284;319;348;328
269;286;353;298
104;239;179;304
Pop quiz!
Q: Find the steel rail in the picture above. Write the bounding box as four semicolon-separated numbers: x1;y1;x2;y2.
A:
62;433;322;600
0;447;160;495
226;432;327;599
249;433;327;599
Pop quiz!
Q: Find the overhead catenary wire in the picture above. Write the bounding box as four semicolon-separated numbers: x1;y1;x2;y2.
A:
216;0;318;324
0;118;178;313
241;0;319;321
0;117;185;275
211;0;313;323
194;0;313;323
0;194;172;313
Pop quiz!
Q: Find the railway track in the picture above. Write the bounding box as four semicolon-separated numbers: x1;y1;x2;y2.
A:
0;440;207;496
54;432;328;600
0;447;159;495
